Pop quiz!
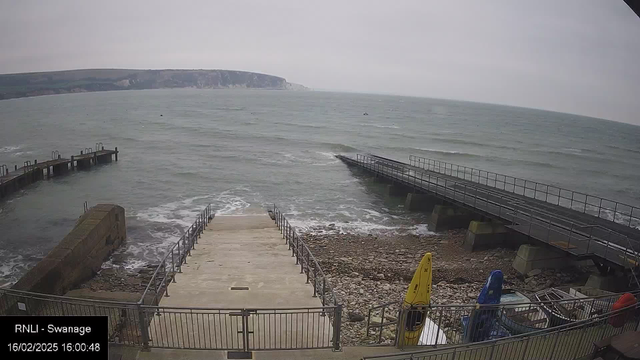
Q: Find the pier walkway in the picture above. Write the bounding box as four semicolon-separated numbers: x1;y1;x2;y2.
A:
337;154;640;274
0;146;118;199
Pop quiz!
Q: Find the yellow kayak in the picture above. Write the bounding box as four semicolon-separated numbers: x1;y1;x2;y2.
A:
401;252;432;346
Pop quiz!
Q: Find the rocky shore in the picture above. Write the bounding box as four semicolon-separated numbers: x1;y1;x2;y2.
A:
304;230;593;345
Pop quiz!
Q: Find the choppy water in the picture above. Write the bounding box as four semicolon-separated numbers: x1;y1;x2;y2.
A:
1;89;639;284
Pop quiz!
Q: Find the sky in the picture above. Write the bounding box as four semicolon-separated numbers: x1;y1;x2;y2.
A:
1;0;639;125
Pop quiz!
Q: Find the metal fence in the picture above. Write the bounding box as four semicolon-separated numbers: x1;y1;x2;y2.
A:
346;154;640;274
139;204;214;305
141;305;340;351
0;287;147;346
409;155;640;230
272;204;339;309
363;302;640;360
367;290;639;349
0;288;341;351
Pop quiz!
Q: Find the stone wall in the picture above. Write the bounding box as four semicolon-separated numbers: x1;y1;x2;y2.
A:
11;204;126;295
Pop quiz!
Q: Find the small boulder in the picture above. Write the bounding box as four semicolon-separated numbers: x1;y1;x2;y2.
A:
527;269;542;277
348;312;365;322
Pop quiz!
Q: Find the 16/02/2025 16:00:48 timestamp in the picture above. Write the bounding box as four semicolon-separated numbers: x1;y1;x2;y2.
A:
7;342;101;352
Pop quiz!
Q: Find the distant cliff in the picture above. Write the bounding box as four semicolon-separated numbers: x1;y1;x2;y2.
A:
0;69;309;100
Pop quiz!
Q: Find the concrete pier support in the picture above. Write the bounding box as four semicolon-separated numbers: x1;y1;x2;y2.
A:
373;176;391;184
52;163;68;176
76;159;92;169
386;184;409;197
584;273;627;292
463;221;508;251
404;193;442;212
428;205;478;232
96;154;113;164
512;244;573;275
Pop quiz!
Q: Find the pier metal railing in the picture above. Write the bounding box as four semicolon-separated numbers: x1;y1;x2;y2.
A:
409;155;640;230
139;204;213;305
367;290;640;348
345;154;640;275
363;302;640;360
272;204;339;309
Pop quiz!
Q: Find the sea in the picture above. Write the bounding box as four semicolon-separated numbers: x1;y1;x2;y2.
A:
0;89;639;285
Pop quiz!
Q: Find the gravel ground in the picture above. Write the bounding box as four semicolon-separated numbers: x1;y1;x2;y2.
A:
76;265;157;294
304;230;593;345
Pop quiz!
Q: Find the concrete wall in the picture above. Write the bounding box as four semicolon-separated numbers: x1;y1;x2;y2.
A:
11;204;126;295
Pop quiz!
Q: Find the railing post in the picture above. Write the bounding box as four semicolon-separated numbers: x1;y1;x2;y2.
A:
162;262;169;297
312;268;317;296
333;304;342;351
137;304;150;349
568;222;574;251
322;277;327;306
300;243;304;273
306;251;310;283
171;249;176;282
177;242;182;272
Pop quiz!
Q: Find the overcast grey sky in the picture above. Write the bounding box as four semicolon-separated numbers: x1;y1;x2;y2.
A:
1;0;639;125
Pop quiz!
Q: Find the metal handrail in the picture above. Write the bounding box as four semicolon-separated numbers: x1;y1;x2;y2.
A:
139;204;213;305
363;301;640;359
347;154;638;271
409;155;640;229
366;288;640;345
272;204;339;308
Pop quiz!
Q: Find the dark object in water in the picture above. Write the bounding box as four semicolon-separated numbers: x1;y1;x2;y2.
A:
160;114;163;116
363;112;368;115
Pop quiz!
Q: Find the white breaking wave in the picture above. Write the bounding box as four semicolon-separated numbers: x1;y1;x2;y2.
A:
0;252;33;285
12;151;33;157
136;195;211;227
416;148;463;154
360;123;400;129
409;224;437;236
0;145;22;153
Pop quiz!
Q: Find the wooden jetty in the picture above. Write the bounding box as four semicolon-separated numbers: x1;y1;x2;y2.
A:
0;145;118;199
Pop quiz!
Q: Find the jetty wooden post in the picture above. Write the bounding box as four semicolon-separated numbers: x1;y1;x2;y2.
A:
71;155;75;170
115;147;118;161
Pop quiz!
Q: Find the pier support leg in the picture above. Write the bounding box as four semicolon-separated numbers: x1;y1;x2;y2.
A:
584;273;626;292
373;176;391;184
463;221;508;251
428;205;479;232
512;244;574;275
386;184;409;197
404;193;442;212
77;159;92;169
